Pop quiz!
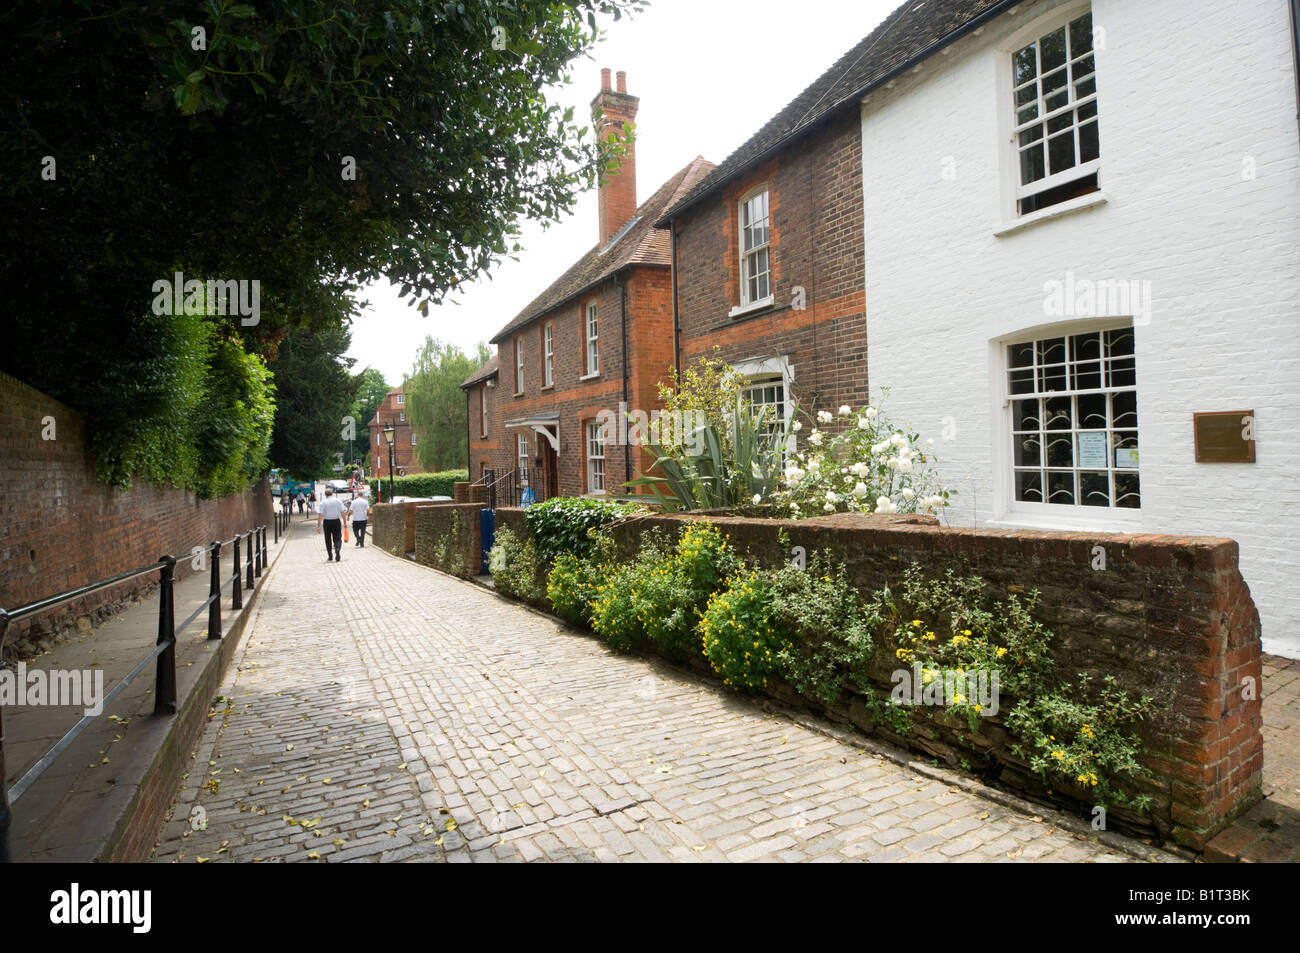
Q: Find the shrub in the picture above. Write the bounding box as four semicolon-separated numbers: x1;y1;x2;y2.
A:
770;391;951;518
588;560;647;652
547;551;609;626
767;554;875;705
487;528;543;603
523;496;644;565
370;470;468;501
699;571;791;691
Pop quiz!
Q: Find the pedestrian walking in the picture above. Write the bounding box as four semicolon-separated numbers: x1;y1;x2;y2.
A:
307;490;316;518
350;493;370;547
317;487;345;561
296;491;305;515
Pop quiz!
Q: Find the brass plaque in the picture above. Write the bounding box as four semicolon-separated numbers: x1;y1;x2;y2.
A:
1194;410;1255;463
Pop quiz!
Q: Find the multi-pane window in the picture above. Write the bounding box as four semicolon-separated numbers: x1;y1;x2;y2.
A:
479;385;487;437
587;421;606;494
739;189;771;306
396;394;405;405
1012;10;1099;214
585;303;599;376
1008;327;1138;510
517;434;530;484
399;412;405;422
410;431;417;446
543;323;554;386
742;377;786;440
514;338;524;393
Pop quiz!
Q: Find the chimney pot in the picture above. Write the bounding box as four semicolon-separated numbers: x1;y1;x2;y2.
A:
616;71;627;93
601;68;611;90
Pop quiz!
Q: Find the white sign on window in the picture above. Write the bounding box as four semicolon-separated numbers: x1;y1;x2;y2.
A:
1115;446;1139;469
1077;431;1108;470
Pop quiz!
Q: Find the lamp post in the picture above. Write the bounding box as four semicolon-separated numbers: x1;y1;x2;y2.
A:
383;423;396;503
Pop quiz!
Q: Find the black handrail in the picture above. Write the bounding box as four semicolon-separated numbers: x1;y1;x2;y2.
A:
0;523;275;863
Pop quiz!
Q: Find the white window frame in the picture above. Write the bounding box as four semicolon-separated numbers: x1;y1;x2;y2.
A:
517;434;530;484
733;187;773;315
514;338;524;394
584;302;599;377
399;411;405;422
543;323;554;387
991;317;1143;532
586;420;606;494
396;394;405;405
998;2;1100;220
731;355;794;455
479;385;487;438
410;431;417;446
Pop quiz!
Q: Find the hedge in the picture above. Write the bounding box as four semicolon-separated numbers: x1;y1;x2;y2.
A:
370;470;468;501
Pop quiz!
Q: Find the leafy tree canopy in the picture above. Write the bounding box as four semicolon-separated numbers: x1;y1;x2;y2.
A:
268;321;357;478
404;337;491;472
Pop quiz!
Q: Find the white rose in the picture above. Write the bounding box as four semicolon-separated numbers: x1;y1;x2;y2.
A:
870;442;888;455
901;488;915;501
897;457;913;473
807;458;820;472
890;433;908;449
752;494;763;505
857;416;870;430
825;491;839;504
851;461;868;477
823;502;836;513
875;496;897;514
852;481;868;499
838;405;852;416
808;431;823;446
816;410;833;424
792;420;802;431
865;407;878;419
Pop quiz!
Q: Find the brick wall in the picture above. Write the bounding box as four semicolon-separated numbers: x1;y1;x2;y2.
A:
413;503;484;579
465;505;1261;850
673;108;868;417
0;371;274;645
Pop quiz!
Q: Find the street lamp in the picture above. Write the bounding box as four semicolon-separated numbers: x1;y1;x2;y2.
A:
382;423;396;503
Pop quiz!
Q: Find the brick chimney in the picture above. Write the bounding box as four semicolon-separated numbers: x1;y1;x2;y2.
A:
591;68;639;247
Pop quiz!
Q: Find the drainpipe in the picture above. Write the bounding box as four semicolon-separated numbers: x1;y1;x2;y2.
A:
1291;0;1300;145
464;388;471;472
616;271;630;486
670;222;681;380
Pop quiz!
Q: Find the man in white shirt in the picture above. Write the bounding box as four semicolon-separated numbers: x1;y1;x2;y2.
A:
349;493;371;548
316;487;346;561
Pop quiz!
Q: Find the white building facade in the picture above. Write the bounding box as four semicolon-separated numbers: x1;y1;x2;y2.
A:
859;0;1300;655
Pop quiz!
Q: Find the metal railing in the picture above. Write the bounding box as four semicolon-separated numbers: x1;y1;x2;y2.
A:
0;523;275;862
484;467;543;509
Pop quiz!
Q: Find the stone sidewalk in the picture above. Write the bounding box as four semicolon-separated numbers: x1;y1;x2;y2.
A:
151;524;1176;864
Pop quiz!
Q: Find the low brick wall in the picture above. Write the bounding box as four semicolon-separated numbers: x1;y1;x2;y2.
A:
596;512;1261;850
371;501;450;556
413;503;484;579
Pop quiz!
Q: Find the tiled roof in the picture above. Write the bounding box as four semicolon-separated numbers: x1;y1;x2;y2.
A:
657;0;1016;225
489;155;715;344
461;353;499;389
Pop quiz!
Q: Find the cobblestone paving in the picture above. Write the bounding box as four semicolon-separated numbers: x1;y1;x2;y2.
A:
154;523;1137;863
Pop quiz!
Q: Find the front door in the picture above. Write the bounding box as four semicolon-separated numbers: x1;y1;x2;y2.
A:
540;432;559;501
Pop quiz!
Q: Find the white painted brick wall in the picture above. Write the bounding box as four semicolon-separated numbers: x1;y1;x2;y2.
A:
860;0;1300;656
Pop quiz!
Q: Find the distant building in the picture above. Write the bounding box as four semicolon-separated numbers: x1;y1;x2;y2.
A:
368;387;424;479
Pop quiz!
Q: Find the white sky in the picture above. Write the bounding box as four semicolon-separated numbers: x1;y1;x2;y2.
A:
345;0;900;385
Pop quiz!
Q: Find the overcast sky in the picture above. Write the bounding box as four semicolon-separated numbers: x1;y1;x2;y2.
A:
345;0;899;385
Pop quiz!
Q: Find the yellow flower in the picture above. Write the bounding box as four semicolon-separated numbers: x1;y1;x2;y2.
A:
995;647;1007;657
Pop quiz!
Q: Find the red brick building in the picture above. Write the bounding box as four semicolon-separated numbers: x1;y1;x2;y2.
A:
464;69;714;501
655;70;869;432
368;386;424;480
